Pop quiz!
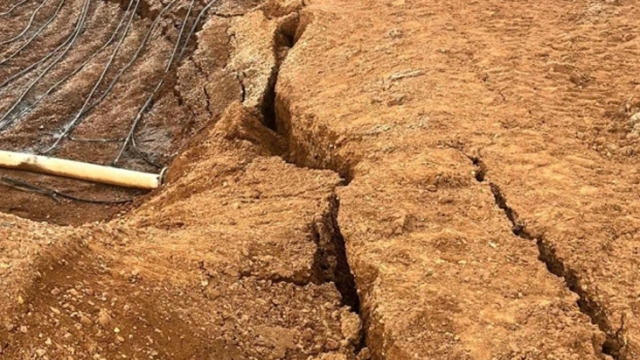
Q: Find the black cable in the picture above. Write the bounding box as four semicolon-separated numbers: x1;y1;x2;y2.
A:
0;176;134;204
114;0;218;167
115;0;197;168
0;0;89;92
0;0;66;67
0;0;50;47
4;0;136;127
177;0;218;62
0;0;91;131
0;0;29;17
41;0;140;151
41;0;179;154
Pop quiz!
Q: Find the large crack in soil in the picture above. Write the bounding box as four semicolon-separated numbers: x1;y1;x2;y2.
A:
1;1;368;356
318;195;361;312
5;1;616;358
469;156;624;360
248;8;368;355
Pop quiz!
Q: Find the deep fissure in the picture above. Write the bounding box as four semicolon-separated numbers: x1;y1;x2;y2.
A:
249;10;367;354
262;11;362;311
312;195;361;311
470;157;624;359
260;15;297;131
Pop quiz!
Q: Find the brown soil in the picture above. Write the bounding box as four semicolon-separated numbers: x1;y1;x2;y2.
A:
0;0;249;225
2;0;640;359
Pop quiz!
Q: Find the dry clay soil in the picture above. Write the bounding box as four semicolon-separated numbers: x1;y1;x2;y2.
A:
2;0;640;359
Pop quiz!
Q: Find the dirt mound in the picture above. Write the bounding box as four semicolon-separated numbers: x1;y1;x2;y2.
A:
1;1;363;359
0;103;363;359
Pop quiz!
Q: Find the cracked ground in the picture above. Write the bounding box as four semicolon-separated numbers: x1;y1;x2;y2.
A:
2;0;640;359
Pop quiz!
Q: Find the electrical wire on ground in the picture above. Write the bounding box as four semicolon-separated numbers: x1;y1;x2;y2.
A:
3;0;218;173
0;0;91;131
114;0;197;168
0;0;29;17
0;0;50;47
114;0;217;167
0;0;66;67
0;0;219;207
40;0;178;154
0;0;91;92
69;136;124;143
2;0;138;129
0;176;134;204
39;0;140;151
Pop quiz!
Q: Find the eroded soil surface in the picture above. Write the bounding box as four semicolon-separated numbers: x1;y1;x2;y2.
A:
2;0;640;359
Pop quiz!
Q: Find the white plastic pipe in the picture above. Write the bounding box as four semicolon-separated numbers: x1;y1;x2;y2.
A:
0;150;166;190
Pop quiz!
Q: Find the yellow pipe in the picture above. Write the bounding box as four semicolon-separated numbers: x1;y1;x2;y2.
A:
0;150;166;190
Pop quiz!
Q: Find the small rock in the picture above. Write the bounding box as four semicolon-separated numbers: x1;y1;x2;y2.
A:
357;347;372;360
340;311;362;343
388;29;403;39
97;309;111;328
324;338;340;351
35;349;46;357
390;70;424;81
387;94;407;106
80;315;92;327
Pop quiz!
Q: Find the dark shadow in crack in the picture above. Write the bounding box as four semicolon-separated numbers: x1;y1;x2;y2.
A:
475;161;624;360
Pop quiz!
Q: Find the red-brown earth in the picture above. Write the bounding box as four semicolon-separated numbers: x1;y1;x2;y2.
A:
2;0;640;359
